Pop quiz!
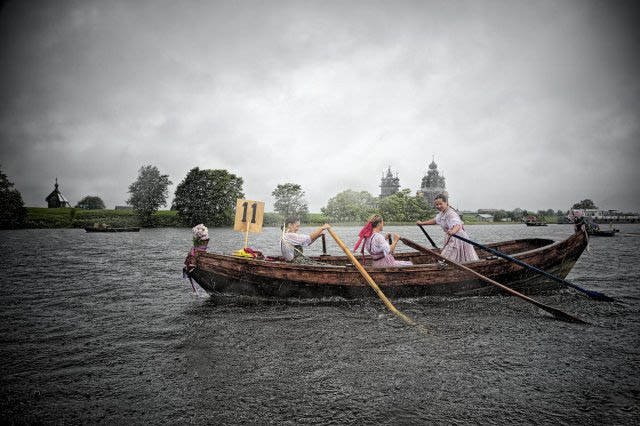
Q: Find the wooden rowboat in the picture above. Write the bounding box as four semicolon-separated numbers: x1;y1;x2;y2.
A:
189;230;588;299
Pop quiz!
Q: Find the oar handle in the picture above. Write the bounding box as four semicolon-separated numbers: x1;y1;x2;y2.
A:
450;233;613;302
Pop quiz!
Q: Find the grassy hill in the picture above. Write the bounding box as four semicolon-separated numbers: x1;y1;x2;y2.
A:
26;208;182;228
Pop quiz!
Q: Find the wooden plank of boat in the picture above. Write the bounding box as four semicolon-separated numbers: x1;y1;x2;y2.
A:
190;230;588;299
85;227;141;233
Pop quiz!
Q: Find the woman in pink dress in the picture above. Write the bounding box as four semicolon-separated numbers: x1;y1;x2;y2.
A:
417;194;479;263
355;215;413;267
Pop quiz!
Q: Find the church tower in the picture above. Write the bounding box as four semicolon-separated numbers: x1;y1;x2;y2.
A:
418;157;446;205
45;178;71;208
379;166;400;197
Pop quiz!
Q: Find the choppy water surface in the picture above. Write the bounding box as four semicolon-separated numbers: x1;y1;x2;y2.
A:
1;224;639;424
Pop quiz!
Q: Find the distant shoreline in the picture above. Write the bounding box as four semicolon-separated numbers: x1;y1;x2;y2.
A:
17;207;570;229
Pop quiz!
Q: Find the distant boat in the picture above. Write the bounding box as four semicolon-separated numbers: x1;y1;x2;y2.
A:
573;217;619;237
587;228;619;237
85;227;140;233
524;220;547;226
524;216;547;226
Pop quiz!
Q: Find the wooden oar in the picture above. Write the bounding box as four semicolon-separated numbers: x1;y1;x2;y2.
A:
400;237;588;324
326;228;417;327
320;233;327;255
442;229;614;302
418;223;438;248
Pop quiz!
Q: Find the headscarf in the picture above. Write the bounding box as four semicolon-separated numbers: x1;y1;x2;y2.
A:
353;221;374;252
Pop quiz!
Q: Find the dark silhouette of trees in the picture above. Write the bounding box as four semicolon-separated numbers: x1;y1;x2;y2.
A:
127;165;172;226
272;183;309;221
572;199;597;209
172;168;244;226
0;166;27;229
75;196;106;210
322;189;377;222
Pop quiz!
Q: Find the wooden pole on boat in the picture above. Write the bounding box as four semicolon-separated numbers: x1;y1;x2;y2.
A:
444;230;614;302
418;224;438;249
326;228;418;327
400;237;588;324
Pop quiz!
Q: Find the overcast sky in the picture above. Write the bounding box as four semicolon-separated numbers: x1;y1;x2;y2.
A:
1;0;639;213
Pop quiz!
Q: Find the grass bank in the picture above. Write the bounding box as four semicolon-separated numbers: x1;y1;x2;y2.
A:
24;209;327;229
26;208;182;228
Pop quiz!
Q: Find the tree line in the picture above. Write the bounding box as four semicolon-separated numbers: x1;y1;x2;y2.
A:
0;163;603;229
124;166;439;227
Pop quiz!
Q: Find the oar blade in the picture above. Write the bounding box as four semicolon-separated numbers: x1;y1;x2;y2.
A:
401;236;590;325
543;305;589;325
585;290;615;302
449;232;615;302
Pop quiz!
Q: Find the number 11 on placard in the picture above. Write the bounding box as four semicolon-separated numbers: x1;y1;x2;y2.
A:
233;199;265;247
240;201;258;224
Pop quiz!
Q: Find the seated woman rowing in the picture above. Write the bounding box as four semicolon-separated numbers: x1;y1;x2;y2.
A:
281;216;331;264
354;214;413;267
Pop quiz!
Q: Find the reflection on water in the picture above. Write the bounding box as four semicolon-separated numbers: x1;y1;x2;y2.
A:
1;224;639;423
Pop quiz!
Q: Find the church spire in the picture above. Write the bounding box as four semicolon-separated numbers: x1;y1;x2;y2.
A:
420;157;446;205
380;166;400;197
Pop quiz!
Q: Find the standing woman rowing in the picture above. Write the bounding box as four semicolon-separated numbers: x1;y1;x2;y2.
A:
416;193;479;263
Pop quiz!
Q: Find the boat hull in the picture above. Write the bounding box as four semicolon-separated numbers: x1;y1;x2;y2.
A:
190;231;588;299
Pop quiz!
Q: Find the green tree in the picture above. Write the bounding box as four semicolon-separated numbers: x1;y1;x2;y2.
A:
127;165;172;226
510;208;525;221
572;199;597;209
378;189;433;222
536;210;552;218
172;167;244;226
321;189;377;222
492;210;510;221
0;166;27;229
75;195;106;210
272;183;309;220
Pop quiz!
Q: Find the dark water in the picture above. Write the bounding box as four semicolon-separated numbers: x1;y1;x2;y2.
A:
1;224;639;424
